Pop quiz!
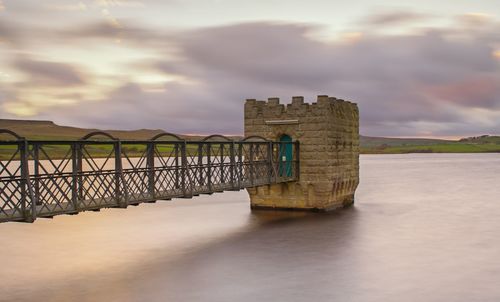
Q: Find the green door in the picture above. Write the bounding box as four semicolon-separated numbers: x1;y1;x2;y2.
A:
278;134;293;177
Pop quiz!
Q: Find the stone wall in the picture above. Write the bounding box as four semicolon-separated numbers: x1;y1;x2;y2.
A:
244;95;359;211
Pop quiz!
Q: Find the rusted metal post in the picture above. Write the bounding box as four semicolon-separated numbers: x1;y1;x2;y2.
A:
147;142;155;199
267;141;273;184
174;143;180;189
33;143;41;205
230;142;236;190
71;142;79;211
238;143;243;188
19;140;27;220
77;143;83;201
249;143;254;186
197;144;203;186
20;139;36;222
115;141;126;207
220;143;224;185
207;143;212;192
180;141;190;197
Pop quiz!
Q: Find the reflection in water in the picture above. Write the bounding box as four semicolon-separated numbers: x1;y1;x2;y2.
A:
1;153;500;301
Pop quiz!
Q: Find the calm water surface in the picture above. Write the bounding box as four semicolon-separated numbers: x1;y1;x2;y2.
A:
1;153;500;302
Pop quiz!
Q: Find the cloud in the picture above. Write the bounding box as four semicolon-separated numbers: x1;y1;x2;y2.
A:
362;10;432;27
47;2;88;11
13;57;86;86
2;11;500;137
60;21;174;49
33;81;243;134
68;21;124;38
455;13;494;27
178;22;332;88
159;22;499;134
94;0;145;8
0;20;18;44
425;74;500;108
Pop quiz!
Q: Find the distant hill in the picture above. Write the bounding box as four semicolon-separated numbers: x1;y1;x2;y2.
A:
0;119;240;141
360;134;500;154
0;119;499;154
360;136;452;148
458;135;500;144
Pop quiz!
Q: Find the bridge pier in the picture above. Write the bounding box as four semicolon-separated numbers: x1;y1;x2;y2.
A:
244;95;359;211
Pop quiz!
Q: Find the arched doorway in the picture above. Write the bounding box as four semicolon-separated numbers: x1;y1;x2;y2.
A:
278;134;293;177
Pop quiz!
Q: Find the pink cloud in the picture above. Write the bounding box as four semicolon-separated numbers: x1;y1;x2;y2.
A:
425;75;500;108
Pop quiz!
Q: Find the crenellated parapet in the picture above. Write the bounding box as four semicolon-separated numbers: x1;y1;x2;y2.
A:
245;95;359;211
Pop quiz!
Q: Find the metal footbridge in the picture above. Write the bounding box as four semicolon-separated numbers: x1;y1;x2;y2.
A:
0;130;299;223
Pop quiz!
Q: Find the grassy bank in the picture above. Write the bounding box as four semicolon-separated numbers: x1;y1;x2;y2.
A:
360;135;500;154
1;119;499;158
361;143;500;154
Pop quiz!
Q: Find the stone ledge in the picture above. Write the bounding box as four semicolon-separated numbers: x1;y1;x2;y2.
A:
265;120;300;125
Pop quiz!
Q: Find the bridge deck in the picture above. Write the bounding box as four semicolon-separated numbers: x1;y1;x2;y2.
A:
0;131;299;223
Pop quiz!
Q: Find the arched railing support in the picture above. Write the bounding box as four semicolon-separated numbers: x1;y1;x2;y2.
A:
241;135;270;142
202;134;233;142
0;129;24;140
81;131;118;141
150;132;185;141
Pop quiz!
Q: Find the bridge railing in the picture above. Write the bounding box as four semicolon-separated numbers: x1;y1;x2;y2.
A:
0;131;299;223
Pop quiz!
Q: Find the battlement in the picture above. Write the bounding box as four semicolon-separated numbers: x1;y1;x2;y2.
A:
245;94;360;211
245;95;356;107
245;95;359;120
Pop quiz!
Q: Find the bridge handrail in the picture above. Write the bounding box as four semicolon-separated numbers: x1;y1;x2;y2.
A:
0;130;279;144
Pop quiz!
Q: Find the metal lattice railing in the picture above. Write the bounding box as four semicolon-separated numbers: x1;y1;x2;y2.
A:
0;130;299;223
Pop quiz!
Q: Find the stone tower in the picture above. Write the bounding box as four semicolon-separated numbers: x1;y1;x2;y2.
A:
244;95;359;211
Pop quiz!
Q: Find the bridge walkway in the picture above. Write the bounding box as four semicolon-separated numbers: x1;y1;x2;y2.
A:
0;130;299;223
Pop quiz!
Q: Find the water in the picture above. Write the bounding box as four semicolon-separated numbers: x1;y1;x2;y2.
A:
1;153;500;301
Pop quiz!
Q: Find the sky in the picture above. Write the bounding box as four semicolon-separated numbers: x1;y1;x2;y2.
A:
0;0;499;138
